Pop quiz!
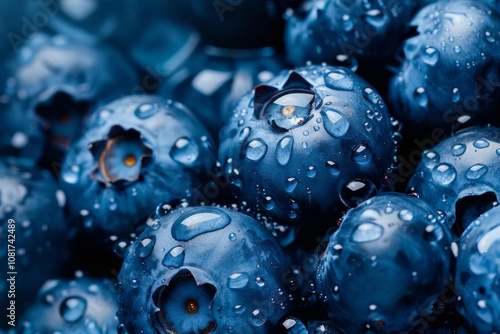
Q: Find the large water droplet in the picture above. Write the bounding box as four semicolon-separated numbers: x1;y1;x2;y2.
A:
451;144;466;156
326;161;340;176
170;138;200;166
249;309;267;327
325;69;354;91
172;208;231;241
352;145;372;164
262;196;275;210
138;236;156;258
465;164;488;180
398;210;413;222
352;222;384;243
239;127;251;142
431;163;457;185
451;88;461;103
134;103;159;119
162;246;185;268
413;87;429;108
453;45;461;54
363;9;388;28
342;14;354;31
227;273;250;289
276;136;294;166
245;139;268;161
306;166;316;178
255;277;265;287
233;304;246;314
363;88;382;106
340;179;377;208
321;109;350;138
285;177;298;193
485;31;495;43
473;139;489;149
422;47;440;66
423;151;440;169
60;296;87;323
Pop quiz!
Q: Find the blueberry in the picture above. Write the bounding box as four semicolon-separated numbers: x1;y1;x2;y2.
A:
389;0;500;133
117;205;300;333
184;0;285;49
219;64;400;226
19;277;119;333
61;95;216;239
285;0;415;67
455;205;500;334
158;41;286;138
0;157;69;328
408;126;500;236
0;33;138;164
316;193;452;333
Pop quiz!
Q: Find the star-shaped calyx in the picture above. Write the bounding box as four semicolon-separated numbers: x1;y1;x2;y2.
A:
254;71;316;131
89;125;153;186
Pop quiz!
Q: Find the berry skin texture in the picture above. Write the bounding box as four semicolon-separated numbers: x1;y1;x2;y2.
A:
389;1;500;132
408;126;500;234
0;33;138;163
117;206;300;334
0;157;69;327
61;95;216;238
316;193;452;333
285;0;415;67
19;277;119;334
219;64;399;226
455;205;500;334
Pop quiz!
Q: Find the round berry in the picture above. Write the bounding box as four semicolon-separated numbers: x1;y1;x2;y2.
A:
219;65;399;226
408;126;500;235
0;157;69;325
0;33;138;163
285;0;415;67
19;277;119;333
455;205;500;334
61;95;216;238
389;0;500;132
316;193;452;333
117;206;300;333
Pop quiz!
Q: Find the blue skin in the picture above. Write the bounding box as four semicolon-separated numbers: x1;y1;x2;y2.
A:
219;64;400;226
281;317;342;334
455;205;500;334
416;0;500;12
61;95;216;239
408;126;500;236
158;40;286;139
316;193;452;333
19;277;119;334
0;32;138;164
0;157;69;329
285;0;416;67
117;206;300;333
389;0;500;132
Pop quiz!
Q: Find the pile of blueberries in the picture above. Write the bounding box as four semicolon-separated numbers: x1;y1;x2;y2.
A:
1;0;500;333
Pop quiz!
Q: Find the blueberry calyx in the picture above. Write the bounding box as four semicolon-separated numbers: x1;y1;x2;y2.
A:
153;270;217;334
35;91;90;148
89;125;152;185
255;71;316;131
